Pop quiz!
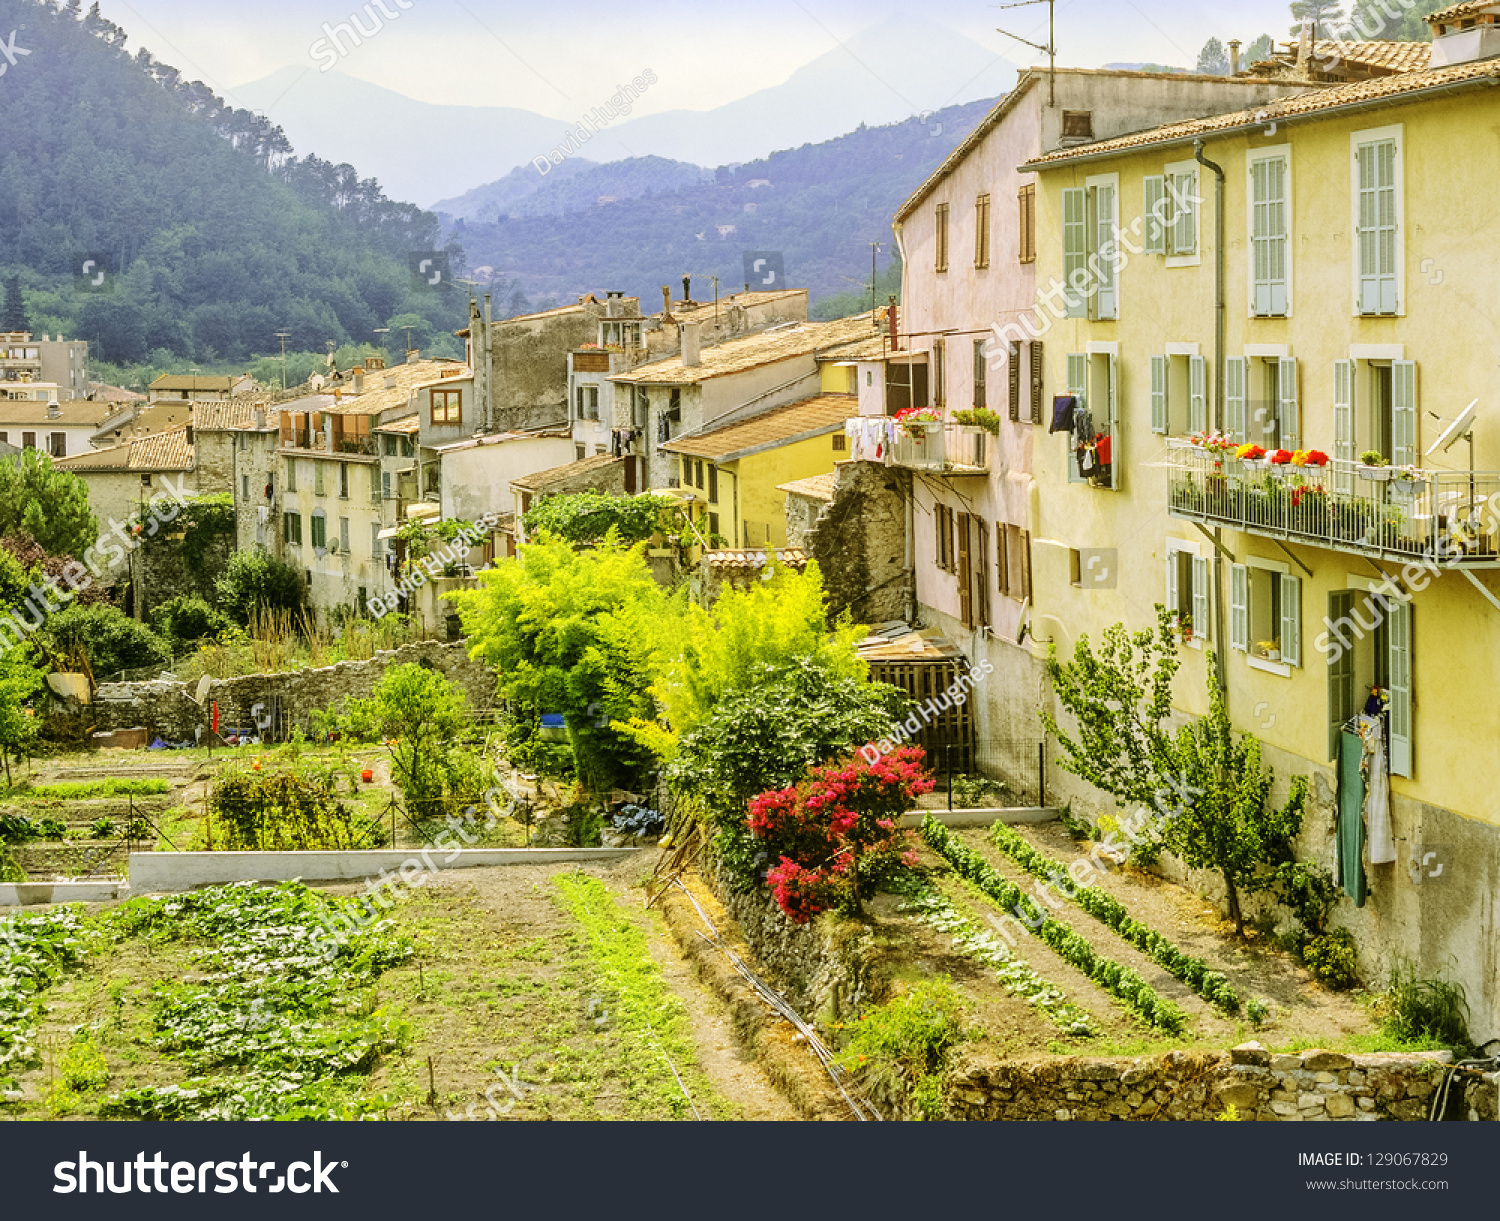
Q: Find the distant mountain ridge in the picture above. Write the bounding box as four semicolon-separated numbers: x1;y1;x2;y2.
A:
434;156;712;224
233;17;1017;207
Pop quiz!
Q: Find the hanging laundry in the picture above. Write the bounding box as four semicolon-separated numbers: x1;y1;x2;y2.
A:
1050;394;1079;434
1361;717;1396;865
1337;729;1368;906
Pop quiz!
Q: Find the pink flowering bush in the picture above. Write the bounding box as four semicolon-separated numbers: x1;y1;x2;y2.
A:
747;747;933;923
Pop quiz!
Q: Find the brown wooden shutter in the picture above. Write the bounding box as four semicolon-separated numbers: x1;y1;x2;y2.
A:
996;523;1010;597
1008;341;1022;422
956;512;973;627
1020;528;1033;601
1030;341;1045;424
975;519;991;628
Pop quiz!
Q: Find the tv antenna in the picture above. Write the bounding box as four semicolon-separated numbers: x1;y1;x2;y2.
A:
993;0;1058;107
274;332;292;392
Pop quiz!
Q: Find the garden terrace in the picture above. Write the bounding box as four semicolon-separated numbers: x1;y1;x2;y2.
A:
1166;440;1500;566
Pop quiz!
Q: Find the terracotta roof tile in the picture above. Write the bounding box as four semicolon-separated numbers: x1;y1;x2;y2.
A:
1428;1;1500;21
510;452;622;492
192;400;265;431
611;314;880;386
777;472;837;502
1025;58;1500;168
662;394;853;461
58;425;194;472
702;548;808;572
0;399;113;427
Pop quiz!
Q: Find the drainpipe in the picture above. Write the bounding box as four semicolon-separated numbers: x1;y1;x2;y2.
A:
1195;138;1230;696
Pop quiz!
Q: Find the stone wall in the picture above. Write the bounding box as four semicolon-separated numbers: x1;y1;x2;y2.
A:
803;460;912;625
941;1043;1462;1122
76;640;495;741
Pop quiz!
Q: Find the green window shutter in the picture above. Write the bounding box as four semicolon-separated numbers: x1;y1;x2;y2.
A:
1329;592;1355;761
1392;360;1418;466
1251;157;1288;316
1150;355;1168;434
1387;598;1413;777
1357;140;1399;314
1066;353;1086;485
1165;549;1179;616
1106;353;1120;490
1063;188;1088;318
1279;357;1299;449
1230;563;1249;652
1172;171;1196;256
314;463;325;496
311;514;326;550
1280;573;1301;667
1143;175;1166;254
1333;360;1355;495
1191;554;1210;643
1189;355;1208;435
1225;356;1247;443
1094;184;1117;319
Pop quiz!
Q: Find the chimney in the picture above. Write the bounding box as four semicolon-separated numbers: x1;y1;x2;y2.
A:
406;348;420;364
1229;39;1242;74
384;375;396;389
682;321;702;367
352;369;364;395
682;275;693;305
185;424;193;445
254;406;266;430
46;403;60;420
661;285;673;320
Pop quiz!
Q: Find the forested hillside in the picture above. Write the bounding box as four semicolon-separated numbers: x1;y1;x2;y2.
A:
0;0;464;367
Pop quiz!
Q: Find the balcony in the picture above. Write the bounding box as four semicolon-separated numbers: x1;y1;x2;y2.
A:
1166;440;1500;567
859;419;991;475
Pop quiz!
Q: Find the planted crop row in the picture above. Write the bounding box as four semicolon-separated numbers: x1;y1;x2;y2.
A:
920;817;1186;1034
0;907;89;1074
897;878;1094;1037
987;822;1240;1013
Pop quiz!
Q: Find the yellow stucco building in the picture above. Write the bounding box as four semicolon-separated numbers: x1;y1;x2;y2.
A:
1021;36;1500;1029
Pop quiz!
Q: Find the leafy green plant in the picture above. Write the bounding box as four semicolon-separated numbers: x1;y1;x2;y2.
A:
215;549;307;624
988;821;1240;1012
39;604;172;681
0;906;88;1072
522;492;678;547
921;817;1186;1033
1382;960;1471;1051
836;980;966;1120
150;594;234;648
27;778;168;799
1302;929;1360;990
951;407;1001;435
948;773;1007;807
207;761;381;851
1246;998;1270;1027
88;818;117;840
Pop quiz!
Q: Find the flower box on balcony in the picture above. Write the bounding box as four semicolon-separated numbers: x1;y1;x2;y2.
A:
1242;457;1270;472
1357;464;1393;482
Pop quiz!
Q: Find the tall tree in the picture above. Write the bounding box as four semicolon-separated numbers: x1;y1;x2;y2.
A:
1289;0;1346;35
0;277;28;334
0;451;96;559
1348;0;1433;40
1245;33;1276;65
1196;37;1230;75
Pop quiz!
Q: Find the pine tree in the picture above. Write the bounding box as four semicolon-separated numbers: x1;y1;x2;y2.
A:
1289;1;1346;36
1196;38;1230;75
0;277;28;334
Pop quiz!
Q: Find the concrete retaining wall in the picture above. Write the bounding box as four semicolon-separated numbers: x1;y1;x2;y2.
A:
128;847;638;891
0;880;126;906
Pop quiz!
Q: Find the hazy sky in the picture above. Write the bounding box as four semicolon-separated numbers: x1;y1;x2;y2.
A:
98;0;1315;118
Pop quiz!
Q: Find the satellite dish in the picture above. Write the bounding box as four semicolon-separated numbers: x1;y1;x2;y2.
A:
1427;399;1478;457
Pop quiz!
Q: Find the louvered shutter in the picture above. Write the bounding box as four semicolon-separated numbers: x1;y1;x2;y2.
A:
1030;341;1044;423
1252;157;1288;316
1150;355;1168;434
1191;554;1210;643
1387;598;1413;777
1063;188;1088;318
1172;171;1196;256
1230;563;1249;652
997;524;1010;598
1067;353;1087;485
1357;140;1399;315
1334;360;1355;495
1095;184;1117;319
1392;360;1418;466
1143;175;1166;254
1190;355;1208;435
1225;356;1247;443
1106;353;1120;490
1165;549;1179;617
1280;573;1301;667
1008;341;1021;422
1279;357;1299;449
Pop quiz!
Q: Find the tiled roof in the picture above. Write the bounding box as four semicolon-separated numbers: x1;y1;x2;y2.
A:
1429;1;1500;21
1312;40;1434;72
58;426;194;472
1025;58;1500;167
510;452;621;492
377;414;422;435
88;382;146;402
856;621;967;663
777;472;837;502
670;289;807;323
434;425;572;453
662;394;853;461
192;400;265;431
817;331;893;362
0;399;113;427
327;360;467;417
611;314;881;386
702;548;808;572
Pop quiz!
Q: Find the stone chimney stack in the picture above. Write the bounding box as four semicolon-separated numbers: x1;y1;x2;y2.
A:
682;321;702;368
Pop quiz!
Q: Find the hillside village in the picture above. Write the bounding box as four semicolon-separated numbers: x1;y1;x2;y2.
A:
2;4;1500;1126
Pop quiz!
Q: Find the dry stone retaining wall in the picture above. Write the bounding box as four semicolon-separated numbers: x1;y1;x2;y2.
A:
74;640;495;741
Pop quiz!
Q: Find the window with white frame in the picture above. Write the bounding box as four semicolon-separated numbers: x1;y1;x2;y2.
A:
1230;556;1301;675
1150;349;1207;436
1066;348;1120;490
1165;539;1210;647
1327;579;1412;776
1226;354;1299;449
1248;147;1291;317
1333;356;1418;489
1062;174;1120;321
1352;126;1403;316
1143;162;1199;263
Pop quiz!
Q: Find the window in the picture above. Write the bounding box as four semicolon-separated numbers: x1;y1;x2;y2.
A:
1017;184;1036;264
431;388;462;425
996;524;1032;602
311;513;327;550
1333;358;1418;491
1062;110;1093;140
1150;351;1207;436
1230;558;1301;676
932;338;946;408
972;338;989;412
402;437;415;457
576;444;587;460
1062;177;1119;320
21;432;33;450
1146;164;1200;262
708;511;720;538
339;463;349;498
974;193;991;269
338;517;350;552
370;466;382;503
935;503;955;572
1067;350;1120;490
1226;355;1298;448
833;434;846;452
576;384;599;420
372;520;384;558
314;462;325;496
1353;128;1402;315
48;433;65;458
382;470;391;500
708;464;718;503
935;202;949;273
1165;540;1211;647
1327;583;1412;775
242;474;250;501
1249;149;1291;316
141;473;152;487
286;457;298;492
284;512;303;545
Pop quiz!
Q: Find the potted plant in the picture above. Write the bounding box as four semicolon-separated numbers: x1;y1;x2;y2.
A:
1237;443;1268;470
1357;450;1392;481
1255;640;1281;662
893;406;942;440
1390;464;1427;501
1268;448;1296;476
952;407;1001;435
1177;612;1194;642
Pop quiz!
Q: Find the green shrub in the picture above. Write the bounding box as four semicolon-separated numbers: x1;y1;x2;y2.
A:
207;761;382;851
837;980;966;1120
28;778;168;799
948;773;1007;807
150;594;234;647
88;818;116;839
41;604;171;679
1383;960;1471;1051
215;549;307;624
1302;928;1360;990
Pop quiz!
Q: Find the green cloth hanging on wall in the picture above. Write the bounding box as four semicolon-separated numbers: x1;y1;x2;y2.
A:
1338;731;1367;907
